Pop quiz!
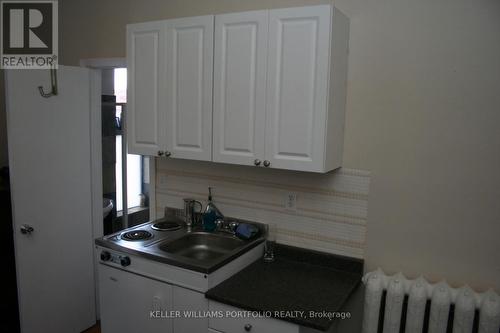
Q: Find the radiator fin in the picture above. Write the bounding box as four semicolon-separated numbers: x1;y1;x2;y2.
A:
453;286;476;333
479;290;500;333
383;273;405;333
405;277;427;333
363;270;384;333
429;282;451;333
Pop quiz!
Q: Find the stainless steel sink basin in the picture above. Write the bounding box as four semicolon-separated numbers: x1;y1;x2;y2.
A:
96;220;265;273
159;232;245;261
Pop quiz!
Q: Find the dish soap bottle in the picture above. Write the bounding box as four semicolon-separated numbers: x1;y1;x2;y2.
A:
202;187;224;232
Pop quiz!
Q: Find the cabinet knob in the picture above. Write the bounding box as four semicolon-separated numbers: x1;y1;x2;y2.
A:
165;151;171;157
244;323;252;331
158;151;164;156
263;160;271;167
254;159;261;166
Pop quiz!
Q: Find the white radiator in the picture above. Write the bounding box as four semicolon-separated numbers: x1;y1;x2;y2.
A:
362;269;500;333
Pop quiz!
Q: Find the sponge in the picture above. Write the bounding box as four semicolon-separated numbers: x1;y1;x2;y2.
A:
235;223;259;240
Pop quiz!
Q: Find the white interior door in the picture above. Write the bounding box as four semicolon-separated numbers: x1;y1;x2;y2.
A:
213;11;268;167
164;15;213;161
6;66;98;333
265;5;331;172
127;21;166;156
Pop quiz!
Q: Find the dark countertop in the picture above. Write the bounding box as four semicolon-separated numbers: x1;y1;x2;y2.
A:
205;244;363;331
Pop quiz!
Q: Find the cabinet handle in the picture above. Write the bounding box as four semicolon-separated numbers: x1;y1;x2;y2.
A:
263;160;271;167
165;151;171;157
20;224;34;234
158;151;164;156
244;323;252;331
254;159;261;166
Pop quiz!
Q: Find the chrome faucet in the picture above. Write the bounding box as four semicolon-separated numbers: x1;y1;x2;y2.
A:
183;198;202;229
214;219;239;235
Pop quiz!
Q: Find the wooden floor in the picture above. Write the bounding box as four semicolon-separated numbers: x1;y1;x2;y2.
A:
82;323;100;333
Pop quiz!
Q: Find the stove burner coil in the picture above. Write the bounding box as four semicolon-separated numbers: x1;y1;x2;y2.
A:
121;230;153;241
151;221;182;231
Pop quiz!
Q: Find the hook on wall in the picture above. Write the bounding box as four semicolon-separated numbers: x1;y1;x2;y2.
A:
38;66;58;98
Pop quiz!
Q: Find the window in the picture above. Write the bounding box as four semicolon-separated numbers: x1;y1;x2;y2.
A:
114;68;143;212
114;68;127;103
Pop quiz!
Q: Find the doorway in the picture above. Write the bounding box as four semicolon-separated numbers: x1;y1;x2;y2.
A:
80;57;158;323
101;67;152;234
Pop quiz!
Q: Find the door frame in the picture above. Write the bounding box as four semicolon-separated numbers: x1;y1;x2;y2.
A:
80;57;157;223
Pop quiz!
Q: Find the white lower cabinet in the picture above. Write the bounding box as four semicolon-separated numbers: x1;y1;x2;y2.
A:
98;245;265;333
99;264;211;333
173;285;209;333
208;301;299;333
99;264;173;333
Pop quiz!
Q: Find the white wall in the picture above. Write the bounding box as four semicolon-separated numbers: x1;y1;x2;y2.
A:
53;0;500;292
343;0;500;292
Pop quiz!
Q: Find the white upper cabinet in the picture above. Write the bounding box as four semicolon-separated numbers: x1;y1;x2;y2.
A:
126;21;165;156
213;10;268;166
265;5;348;172
126;5;349;172
164;16;214;161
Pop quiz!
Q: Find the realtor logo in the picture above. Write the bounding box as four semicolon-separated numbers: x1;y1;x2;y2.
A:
1;1;58;68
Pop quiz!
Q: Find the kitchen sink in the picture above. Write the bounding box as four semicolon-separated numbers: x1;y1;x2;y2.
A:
159;232;245;261
96;220;265;273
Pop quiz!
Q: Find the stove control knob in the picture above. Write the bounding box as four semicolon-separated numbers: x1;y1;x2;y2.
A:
120;256;131;267
100;251;111;262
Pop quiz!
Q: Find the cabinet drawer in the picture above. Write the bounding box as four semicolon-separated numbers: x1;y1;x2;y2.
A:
208;301;299;333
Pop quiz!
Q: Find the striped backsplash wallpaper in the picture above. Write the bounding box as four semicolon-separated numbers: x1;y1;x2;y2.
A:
155;159;370;259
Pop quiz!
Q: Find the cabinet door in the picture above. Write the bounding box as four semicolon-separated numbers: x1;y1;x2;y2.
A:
173;286;208;333
209;301;299;333
265;6;331;172
213;11;268;166
164;16;214;161
127;21;166;156
99;264;173;333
